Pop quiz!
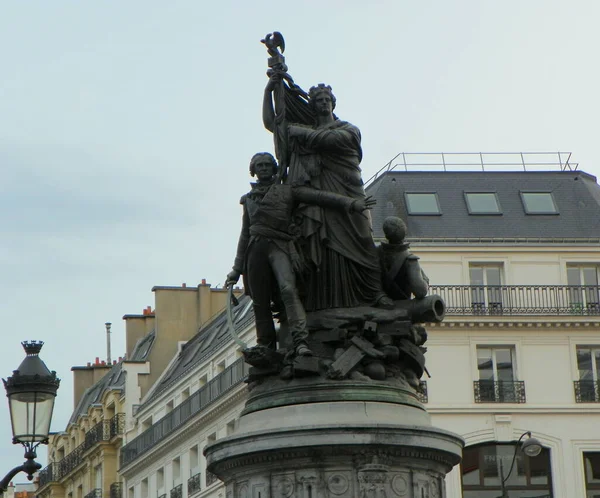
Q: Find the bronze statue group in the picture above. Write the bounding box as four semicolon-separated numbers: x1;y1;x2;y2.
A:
225;34;439;388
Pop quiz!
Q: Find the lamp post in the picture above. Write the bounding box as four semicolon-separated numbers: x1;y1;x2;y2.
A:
498;431;543;498
0;341;60;492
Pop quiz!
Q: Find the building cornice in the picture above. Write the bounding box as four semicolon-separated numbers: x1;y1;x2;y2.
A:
429;318;600;329
427;405;600;414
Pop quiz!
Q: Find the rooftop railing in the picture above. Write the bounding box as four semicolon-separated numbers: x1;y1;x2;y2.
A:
365;151;578;186
430;285;600;316
120;358;249;468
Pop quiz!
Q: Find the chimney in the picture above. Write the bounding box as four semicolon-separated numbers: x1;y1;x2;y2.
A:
105;322;112;364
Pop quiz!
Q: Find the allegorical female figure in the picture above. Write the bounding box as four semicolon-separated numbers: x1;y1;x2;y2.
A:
263;77;392;311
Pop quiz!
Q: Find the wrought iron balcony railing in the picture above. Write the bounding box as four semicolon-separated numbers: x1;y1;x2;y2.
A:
109;413;126;438
110;482;122;498
121;358;249;468
170;484;182;498
417;381;428;403
38;413;126;485
205;472;219;487
84;489;102;498
429;285;600;316
574;380;600;403
474;380;526;403
187;474;201;496
38;463;54;488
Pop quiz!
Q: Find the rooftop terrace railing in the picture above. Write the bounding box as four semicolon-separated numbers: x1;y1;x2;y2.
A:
365;151;578;186
120;358;249;468
430;285;600;316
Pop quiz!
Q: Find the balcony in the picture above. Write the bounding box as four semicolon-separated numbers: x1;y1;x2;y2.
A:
110;483;122;498
574;380;600;402
429;285;600;316
38;414;125;485
121;358;249;468
473;380;526;403
84;489;102;498
38;463;54;488
187;474;201;496
205;472;219;487
170;484;182;498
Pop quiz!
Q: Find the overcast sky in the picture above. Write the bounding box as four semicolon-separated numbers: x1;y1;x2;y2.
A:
1;0;599;477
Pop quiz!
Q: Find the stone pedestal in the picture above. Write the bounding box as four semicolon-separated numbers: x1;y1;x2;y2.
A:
205;380;462;498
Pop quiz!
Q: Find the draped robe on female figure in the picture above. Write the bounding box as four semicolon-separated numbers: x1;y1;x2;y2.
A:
274;86;384;311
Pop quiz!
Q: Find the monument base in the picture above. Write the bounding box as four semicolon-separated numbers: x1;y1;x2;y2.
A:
206;395;463;498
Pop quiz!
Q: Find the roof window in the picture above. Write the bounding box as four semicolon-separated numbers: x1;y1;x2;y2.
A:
464;192;502;215
520;192;558;214
405;192;441;215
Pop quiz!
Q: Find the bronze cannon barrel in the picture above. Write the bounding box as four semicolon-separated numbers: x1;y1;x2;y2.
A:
394;294;446;323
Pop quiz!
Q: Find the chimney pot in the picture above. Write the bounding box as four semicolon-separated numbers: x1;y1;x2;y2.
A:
95;357;100;365
182;283;187;288
201;278;207;285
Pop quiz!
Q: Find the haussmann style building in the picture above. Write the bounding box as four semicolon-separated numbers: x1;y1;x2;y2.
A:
39;153;600;498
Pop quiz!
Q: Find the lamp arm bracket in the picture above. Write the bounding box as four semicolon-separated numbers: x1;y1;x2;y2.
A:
0;454;42;493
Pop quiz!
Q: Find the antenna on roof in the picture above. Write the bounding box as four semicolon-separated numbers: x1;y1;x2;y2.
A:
105;322;112;364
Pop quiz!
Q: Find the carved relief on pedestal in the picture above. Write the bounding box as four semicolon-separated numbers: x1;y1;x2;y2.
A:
237;483;249;498
357;455;390;498
252;482;269;498
297;471;321;498
389;474;410;497
272;475;295;498
326;473;350;496
412;473;443;498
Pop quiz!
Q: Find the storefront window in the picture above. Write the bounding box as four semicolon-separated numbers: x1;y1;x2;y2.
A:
461;443;553;497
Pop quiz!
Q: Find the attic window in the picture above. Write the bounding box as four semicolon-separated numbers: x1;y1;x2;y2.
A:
405;192;441;215
464;192;502;215
520;192;558;214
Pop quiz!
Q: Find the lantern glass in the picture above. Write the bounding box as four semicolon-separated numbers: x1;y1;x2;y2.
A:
8;389;56;444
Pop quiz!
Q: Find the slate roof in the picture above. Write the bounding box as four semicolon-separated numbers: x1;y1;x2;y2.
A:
366;170;600;241
67;330;155;425
140;294;254;408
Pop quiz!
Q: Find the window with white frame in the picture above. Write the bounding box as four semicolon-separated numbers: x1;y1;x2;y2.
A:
475;346;525;403
567;265;600;312
584;452;600;497
141;479;148;498
575;346;600;403
156;468;165;497
469;264;504;314
189;445;200;476
172;457;181;486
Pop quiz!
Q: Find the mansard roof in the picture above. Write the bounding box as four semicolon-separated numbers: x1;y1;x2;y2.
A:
67;330;156;425
140;294;253;407
366;170;600;242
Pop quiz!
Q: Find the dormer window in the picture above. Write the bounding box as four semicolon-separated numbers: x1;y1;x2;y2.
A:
405;192;441;215
520;192;558;214
464;192;502;215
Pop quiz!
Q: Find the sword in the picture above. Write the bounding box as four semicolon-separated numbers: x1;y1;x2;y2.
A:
226;284;247;349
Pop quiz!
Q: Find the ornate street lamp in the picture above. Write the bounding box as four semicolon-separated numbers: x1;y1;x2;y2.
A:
498;431;543;498
0;341;60;492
